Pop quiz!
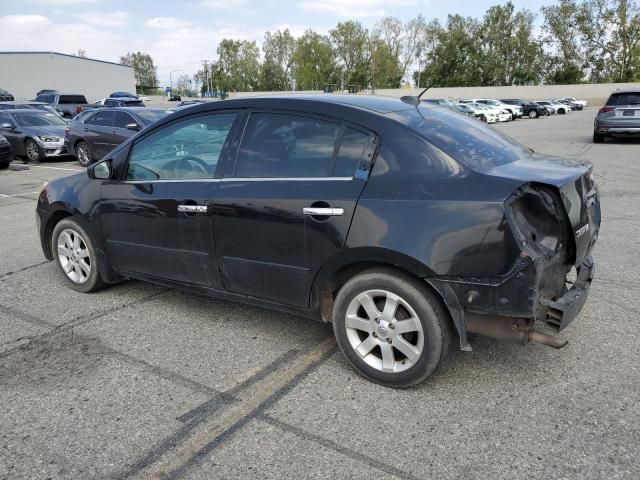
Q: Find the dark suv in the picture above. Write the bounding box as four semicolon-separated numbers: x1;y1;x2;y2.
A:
500;99;548;118
36;95;600;388
593;89;640;142
34;93;88;118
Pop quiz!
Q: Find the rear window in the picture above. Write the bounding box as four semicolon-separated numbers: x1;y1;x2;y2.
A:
607;92;640;106
59;95;88;105
393;106;532;169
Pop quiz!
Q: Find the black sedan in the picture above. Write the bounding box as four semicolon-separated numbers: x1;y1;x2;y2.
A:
500;99;548;118
0;109;69;163
65;107;172;166
36;95;600;387
0;134;12;168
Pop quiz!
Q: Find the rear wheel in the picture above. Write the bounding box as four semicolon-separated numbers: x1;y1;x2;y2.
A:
76;141;93;167
333;268;452;388
52;218;106;293
593;132;606;143
528;110;538;119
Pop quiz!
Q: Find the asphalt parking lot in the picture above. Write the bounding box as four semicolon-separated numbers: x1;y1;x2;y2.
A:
1;108;638;480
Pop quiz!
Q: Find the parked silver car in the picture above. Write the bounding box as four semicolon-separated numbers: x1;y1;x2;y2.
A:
593;89;640;143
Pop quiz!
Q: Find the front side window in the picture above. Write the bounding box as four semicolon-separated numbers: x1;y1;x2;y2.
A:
234;113;339;178
114;111;135;129
127;113;237;181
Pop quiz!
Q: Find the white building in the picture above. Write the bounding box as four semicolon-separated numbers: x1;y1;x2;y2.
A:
0;51;136;102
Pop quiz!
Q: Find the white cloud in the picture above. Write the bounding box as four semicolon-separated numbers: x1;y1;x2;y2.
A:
144;17;191;30
29;0;98;4
76;11;129;27
0;14;127;62
298;0;418;18
200;0;248;8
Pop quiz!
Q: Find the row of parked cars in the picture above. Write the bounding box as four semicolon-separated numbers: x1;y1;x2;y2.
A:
425;97;587;123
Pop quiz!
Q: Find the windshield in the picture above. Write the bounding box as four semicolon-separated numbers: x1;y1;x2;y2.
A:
134;109;172;125
14;111;67;127
608;92;640;105
394;106;532;169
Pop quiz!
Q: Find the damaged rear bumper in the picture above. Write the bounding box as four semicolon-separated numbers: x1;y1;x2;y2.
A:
427;255;595;351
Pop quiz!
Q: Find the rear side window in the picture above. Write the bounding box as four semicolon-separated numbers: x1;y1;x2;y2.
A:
607;92;640;105
59;95;87;104
234;113;339;178
86;110;114;127
334;127;372;177
36;95;55;103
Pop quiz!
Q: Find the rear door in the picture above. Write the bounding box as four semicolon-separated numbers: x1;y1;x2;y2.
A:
212;111;377;308
83;110;116;159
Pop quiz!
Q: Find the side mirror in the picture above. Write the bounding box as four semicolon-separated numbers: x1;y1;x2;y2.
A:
0;122;13;130
126;123;141;131
87;159;112;179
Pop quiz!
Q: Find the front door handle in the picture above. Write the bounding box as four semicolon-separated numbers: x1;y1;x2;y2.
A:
303;207;344;216
178;204;207;213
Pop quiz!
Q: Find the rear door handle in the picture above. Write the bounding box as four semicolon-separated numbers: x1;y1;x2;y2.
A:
178;204;207;213
303;207;344;216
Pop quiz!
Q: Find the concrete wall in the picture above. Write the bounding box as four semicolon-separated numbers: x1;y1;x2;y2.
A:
226;83;640;106
0;52;136;102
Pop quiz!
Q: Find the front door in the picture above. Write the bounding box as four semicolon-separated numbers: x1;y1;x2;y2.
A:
83;110;117;159
99;111;240;288
212;111;376;308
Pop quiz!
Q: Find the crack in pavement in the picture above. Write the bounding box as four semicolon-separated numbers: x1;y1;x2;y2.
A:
0;260;51;280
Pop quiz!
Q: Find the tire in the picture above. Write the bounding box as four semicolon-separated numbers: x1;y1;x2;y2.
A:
593;132;606;143
52;218;106;293
25;138;42;163
528;110;538;119
558;108;566;115
0;160;10;170
332;268;452;388
76;141;93;167
479;114;487;123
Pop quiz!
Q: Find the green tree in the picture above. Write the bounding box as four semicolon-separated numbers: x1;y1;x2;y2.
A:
375;15;425;83
541;0;586;83
292;30;339;90
212;39;260;92
120;52;159;88
330;21;370;87
260;29;296;91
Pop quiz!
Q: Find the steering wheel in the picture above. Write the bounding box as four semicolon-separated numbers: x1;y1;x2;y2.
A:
162;155;211;178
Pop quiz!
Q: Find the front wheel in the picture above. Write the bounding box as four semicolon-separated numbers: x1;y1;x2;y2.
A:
333;269;452;388
528;110;538;119
25;139;42;163
593;132;606;143
52;218;106;293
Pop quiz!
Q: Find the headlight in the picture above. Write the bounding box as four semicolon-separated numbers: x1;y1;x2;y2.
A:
38;136;60;143
0;136;7;145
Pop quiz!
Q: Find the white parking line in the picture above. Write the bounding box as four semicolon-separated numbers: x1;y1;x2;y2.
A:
0;191;39;198
30;165;83;172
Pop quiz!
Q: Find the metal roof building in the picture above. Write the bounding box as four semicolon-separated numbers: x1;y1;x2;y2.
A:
0;51;136;102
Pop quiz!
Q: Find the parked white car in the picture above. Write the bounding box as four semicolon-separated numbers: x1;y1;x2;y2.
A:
462;98;523;119
562;97;587;107
461;101;511;122
456;103;498;123
534;100;571;115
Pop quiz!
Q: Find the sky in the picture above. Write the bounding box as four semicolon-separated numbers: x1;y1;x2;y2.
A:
0;0;558;85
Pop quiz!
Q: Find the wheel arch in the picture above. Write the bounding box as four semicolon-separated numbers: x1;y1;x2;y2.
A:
310;247;460;345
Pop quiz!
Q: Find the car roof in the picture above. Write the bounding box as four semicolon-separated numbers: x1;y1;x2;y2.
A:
1;101;48;105
2;108;57;115
220;94;418;115
612;88;640;94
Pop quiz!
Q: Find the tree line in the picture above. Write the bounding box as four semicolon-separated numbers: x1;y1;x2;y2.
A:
122;0;640;94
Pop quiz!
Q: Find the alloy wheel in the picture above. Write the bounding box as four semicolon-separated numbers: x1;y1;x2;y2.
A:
57;228;91;284
77;143;91;166
529;110;537;119
344;289;424;373
26;140;39;161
